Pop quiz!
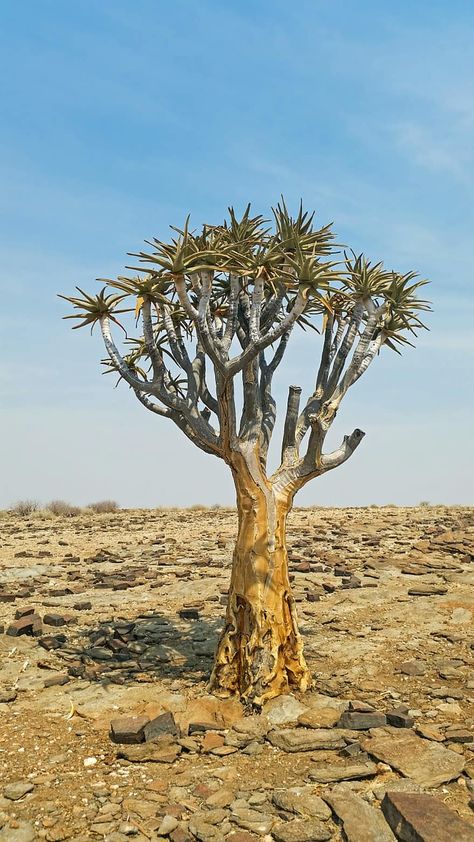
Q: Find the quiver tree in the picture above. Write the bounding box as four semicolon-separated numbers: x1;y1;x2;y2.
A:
61;200;430;705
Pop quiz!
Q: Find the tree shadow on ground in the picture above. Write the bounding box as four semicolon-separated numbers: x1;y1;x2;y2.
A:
59;609;225;687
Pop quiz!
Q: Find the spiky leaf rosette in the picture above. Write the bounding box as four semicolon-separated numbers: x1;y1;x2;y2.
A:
61;200;430;361
59;288;129;332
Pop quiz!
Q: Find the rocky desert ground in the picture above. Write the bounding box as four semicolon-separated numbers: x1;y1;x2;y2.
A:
0;504;473;842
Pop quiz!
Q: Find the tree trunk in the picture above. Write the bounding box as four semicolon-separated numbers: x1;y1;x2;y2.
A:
209;456;311;705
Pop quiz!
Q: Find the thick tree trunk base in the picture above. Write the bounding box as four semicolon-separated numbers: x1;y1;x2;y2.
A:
209;590;310;705
209;465;311;706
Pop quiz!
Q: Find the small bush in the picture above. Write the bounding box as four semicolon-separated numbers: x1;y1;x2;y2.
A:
88;500;119;513
48;500;82;517
418;500;431;507
189;503;207;511
12;499;40;516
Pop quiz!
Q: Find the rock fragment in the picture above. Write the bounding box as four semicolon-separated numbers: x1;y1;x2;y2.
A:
361;726;465;787
0;688;17;703
43;613;71;626
272;789;331;820
230;806;275;835
272;818;332;841
324;785;396;841
267;727;345;752
143;711;177;741
117;741;181;763
407;585;447;595
43;673;70;687
157;814;179;836
308;761;378;783
110;715;150;744
0;820;36;842
3;781;34;800
6;614;42;636
262;694;309;726
381;790;474;841
338;711;387;729
297;708;340;728
386;706;414;728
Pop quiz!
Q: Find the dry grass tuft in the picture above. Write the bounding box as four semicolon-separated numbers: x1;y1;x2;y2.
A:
48;500;82;517
88;500;119;513
11;499;40;516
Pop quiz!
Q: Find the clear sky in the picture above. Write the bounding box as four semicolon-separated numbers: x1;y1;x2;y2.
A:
1;0;473;508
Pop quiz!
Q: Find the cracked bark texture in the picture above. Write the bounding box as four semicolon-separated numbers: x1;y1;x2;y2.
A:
209;454;310;704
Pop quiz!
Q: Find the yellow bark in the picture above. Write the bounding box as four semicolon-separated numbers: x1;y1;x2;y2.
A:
209;453;311;705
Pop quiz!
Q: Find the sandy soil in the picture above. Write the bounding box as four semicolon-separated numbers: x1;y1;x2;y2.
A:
0;505;473;841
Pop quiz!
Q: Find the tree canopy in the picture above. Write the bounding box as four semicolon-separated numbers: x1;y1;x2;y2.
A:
61;200;430;487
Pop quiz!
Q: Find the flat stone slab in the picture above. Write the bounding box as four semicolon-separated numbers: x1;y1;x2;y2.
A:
407;585;448;595
230;807;275;835
272;789;332;820
3;781;34;801
143;710;177;741
272;818;332;842
338;711;387;730
6;613;42;637
117;741;181;763
110;715;149;744
308;761;378;783
381;790;474;841
0;820;36;842
324;785;396;842
263;694;309;726
298;707;340;728
268;727;346;752
372;779;424;801
361;727;465;787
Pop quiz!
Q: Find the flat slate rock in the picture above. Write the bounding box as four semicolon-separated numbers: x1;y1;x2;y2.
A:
272;818;333;842
0;820;36;842
272;789;332;820
324;786;396;842
117;741;181;763
263;694;309;726
338;711;387;730
3;781;34;801
308;761;378;783
110;715;149;744
361;727;465;787
267;727;345;752
297;707;340;728
407;585;448;596
144;710;177;741
230;807;274;835
381;791;474;841
372;778;424;801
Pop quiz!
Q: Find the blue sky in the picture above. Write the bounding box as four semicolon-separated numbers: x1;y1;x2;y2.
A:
1;0;472;507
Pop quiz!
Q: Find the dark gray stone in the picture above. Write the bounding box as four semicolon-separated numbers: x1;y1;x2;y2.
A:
110;715;149;744
381;790;474;841
144;711;177;741
338;711;387;730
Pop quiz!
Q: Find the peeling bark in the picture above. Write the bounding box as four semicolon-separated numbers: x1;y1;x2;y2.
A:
209;454;310;705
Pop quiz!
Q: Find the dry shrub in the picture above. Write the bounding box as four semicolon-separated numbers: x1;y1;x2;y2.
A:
88;500;119;513
189;503;207;511
12;499;39;516
48;500;82;517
